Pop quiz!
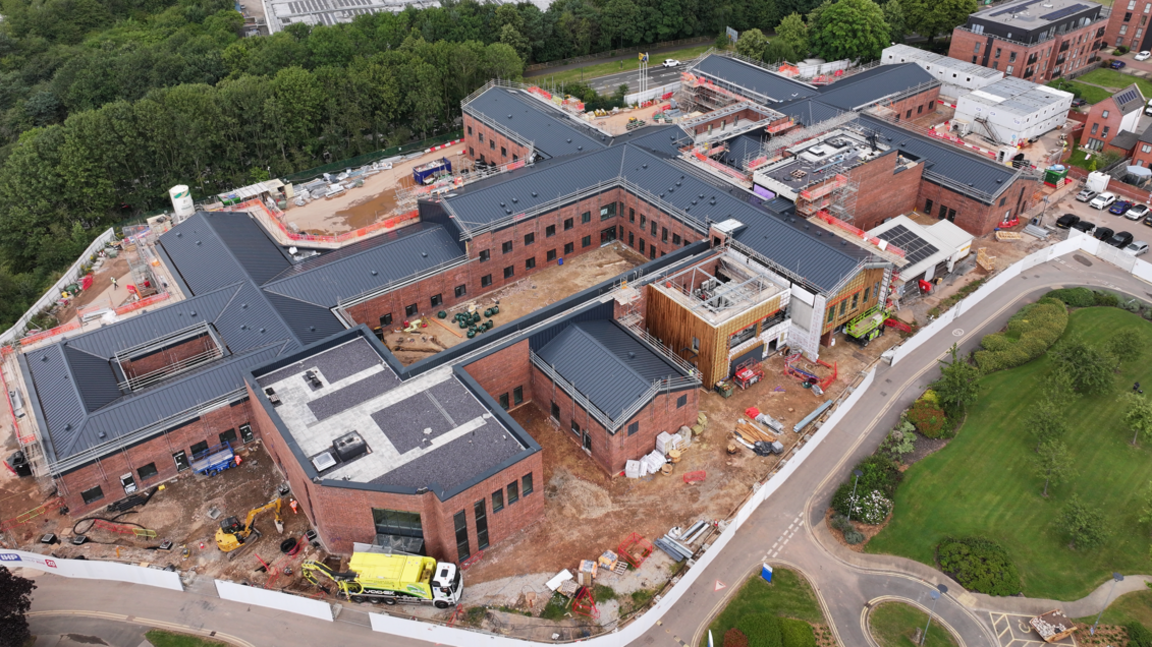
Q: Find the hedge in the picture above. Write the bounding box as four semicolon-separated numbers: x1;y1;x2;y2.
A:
936;537;1022;596
1128;622;1152;647
737;614;782;647
780;618;816;647
974;298;1069;373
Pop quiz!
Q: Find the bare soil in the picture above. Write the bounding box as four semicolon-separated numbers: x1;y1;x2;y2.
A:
53;256;133;326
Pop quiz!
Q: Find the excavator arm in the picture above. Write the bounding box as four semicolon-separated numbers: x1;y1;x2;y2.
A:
242;498;281;531
301;560;358;595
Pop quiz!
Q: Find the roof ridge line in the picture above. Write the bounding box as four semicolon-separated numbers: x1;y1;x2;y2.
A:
570;323;652;389
263;225;440;289
54;345;94;457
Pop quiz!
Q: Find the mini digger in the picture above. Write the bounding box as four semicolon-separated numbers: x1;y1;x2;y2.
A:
215;497;283;553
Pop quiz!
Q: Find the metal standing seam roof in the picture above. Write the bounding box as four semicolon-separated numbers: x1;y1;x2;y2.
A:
160;212;293;294
814;64;939;111
465;87;609;160
609;125;690;157
535;320;686;420
690;54;818;104
773;99;847;127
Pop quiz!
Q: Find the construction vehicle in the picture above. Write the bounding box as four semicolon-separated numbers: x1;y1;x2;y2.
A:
215;498;283;553
733;361;764;390
301;552;462;608
843;305;888;347
413;158;451;185
191;442;235;477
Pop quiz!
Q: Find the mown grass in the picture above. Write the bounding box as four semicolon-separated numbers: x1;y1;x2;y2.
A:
869;602;959;647
1048;78;1114;105
144;631;228;647
1076;68;1152;99
1074;589;1152;626
867;307;1152;600
526;45;715;85
700;568;824;646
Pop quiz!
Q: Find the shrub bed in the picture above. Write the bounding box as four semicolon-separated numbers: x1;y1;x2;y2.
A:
936;537;1022;596
831;455;901;524
906;398;949;438
974;298;1068;373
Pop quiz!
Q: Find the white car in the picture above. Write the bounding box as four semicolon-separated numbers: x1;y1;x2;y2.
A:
1127;204;1151;220
1090;192;1118;209
662;59;681;68
1137;51;1152;61
1125;241;1149;256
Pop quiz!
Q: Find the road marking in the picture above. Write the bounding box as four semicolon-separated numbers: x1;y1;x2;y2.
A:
714;580;726;591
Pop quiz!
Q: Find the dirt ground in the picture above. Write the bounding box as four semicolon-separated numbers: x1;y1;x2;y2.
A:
54;256;133;326
281;143;468;235
590;105;670;136
384;243;648;365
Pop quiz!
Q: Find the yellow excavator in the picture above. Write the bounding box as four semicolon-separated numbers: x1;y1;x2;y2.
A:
215;498;283;553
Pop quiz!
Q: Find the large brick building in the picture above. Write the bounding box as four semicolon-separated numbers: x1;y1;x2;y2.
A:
1104;0;1152;51
1081;84;1145;152
948;0;1108;82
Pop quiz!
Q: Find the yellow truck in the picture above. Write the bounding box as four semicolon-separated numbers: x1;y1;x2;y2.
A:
302;551;462;609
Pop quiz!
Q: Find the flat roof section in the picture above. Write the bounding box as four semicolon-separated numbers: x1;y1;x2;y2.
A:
973;0;1099;27
753;129;889;201
257;336;524;491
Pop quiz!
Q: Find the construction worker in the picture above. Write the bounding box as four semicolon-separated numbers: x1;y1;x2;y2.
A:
110;277;118;290
234;455;243;467
290;499;299;515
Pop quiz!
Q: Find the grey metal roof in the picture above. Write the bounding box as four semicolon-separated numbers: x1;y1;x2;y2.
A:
716;133;766;170
690;54;818;104
774;99;847;127
62;345;122;412
535;320;683;419
609;125;689;157
466;87;608;160
24;345;86;457
1113;84;1145;116
159;212;292;295
263;223;466;307
1138;127;1152;144
814;64;938;111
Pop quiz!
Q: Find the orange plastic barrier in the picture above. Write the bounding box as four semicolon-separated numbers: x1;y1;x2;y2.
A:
115;292;170;315
20;321;81;346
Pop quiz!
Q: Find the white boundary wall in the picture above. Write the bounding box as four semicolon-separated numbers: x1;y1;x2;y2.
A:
368;369;877;645
0;227;117;346
0;549;182;590
215;579;334;621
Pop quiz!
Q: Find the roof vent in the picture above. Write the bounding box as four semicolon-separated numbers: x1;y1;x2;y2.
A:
259;327;266;333
508;114;513;118
40;355;48;362
195;241;202;246
176;232;182;237
332;431;369;462
531;191;537;197
371;270;378;276
309;326;316;332
190;311;197;317
628;352;636;359
512;197;518;203
642;164;648;169
98;432;106;439
64;424;71;431
841;240;847;245
996;179;1003;183
500;202;506;207
567;138;572;143
241;324;248;330
577;146;583;150
242;303;248;309
422;252;428;258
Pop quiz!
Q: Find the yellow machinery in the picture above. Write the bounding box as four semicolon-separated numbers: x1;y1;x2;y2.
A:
301;551;462;608
214;498;283;552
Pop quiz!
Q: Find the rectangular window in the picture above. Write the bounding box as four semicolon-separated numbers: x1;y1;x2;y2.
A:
546;224;556;237
380;313;393;327
513;386;523;405
474;500;489;550
851;291;859;310
677;394;688;408
1103;110;1110;118
572;419;581;435
373;509;423;538
691;336;699;352
1009;51;1017;62
629;232;634;246
1006;65;1014;76
1103;126;1110;137
490;140;495;150
629;208;635;222
673;233;681;245
507;481;519;505
431;294;442;307
547;249;557;261
467;125;473;135
524;232;535;246
564;218;573;230
480;249;490;262
525;257;536;270
405;303;418;317
499;393;510;409
640;214;646;227
975;42;980;52
627;421;639;436
827;308;835;323
995;47;1001;58
455;284;467;298
917;105;923;114
938;203;947;219
928;101;935;110
138;463;159;481
469;147;474;157
174;450;190;471
662;227;669;242
481;274;492;287
454;510;470;562
240;424;254;443
1144;145;1152;154
947;208;956;222
1091;123;1099;135
863;286;871;303
81;486;104;504
650;221;657;236
639;239;645;253
581;211;591;224
925;198;933;214
219;428;238;446
190;440;209;457
564;242;574;254
839;300;847;316
551;401;560;420
905;109;912;119
650;246;657;259
503;266;514;279
522;473;533;496
492;489;504;512
502;241;513;254
479;133;484;142
582;235;592;248
600;204;613;220
500;146;507;157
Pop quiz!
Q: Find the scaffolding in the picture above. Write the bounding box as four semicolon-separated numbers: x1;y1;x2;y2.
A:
120;224;163;298
742;110;859;171
655;256;786;326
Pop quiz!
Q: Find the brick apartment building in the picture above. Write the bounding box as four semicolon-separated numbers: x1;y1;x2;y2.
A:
948;0;1108;82
1130;128;1152;166
1104;0;1152;51
1081;84;1145;151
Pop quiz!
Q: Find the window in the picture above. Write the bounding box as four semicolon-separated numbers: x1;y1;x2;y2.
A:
469;147;474;157
939;203;947;219
917;105;923;114
490;140;495;150
947;208;956;222
628;421;639;436
467;125;473;135
1000;196;1007;207
662;227;668;242
138;463;159;480
572;419;581;435
373;509;423;539
524;232;535;246
507;481;519;505
454;510;470;562
1009;51;1017;62
455;284;467;298
525;257;535;270
691;336;700;352
502;241;513;254
582;235;592;248
503;265;515;279
629;232;634;246
650;246;657;259
522;473;533;496
513;386;523;405
975;42;981;52
474;500;489;550
513;154;518;162
600;203;614;220
405;303;418;317
827;308;835;323
1102;110;1110;118
673;233;681;245
650;221;657;236
190;440;209;457
240;424;254;443
492;489;504;512
639;239;645;253
380;313;393;327
629;208;635;222
479;133;484;142
551;401;560;420
500;146;507;157
677;394;688;408
1143;144;1152;153
81;486;105;504
481;274;492;287
864;287;871;303
905;109;912;119
1091;123;1099;135
428;294;442;308
1103;126;1111;137
995;47;1002;58
547;249;557;262
499;393;510;409
480;249;490;262
851;291;859;310
564;218;573;230
564;242;574;254
581;211;591;224
925;198;933;214
839;300;847;316
640;214;646;227
1006;65;1013;76
546;224;556;238
219;428;238;446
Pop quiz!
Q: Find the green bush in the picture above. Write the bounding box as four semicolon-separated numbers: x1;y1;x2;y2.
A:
831;455;903;517
906;399;949;438
779;618;816;647
737;613;783;647
844;528;865;544
936;537;1022;596
1127;622;1152;647
1046;287;1099;308
974;298;1068;373
1094;291;1120;307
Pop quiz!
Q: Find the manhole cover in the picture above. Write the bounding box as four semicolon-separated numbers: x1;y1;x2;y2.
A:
207;506;221;520
1074;254;1093;266
953;329;964;336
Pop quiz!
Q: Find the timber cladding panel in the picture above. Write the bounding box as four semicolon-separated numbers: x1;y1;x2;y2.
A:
821;266;887;335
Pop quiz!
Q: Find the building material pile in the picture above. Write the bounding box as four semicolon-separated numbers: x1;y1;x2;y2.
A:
1029;609;1075;642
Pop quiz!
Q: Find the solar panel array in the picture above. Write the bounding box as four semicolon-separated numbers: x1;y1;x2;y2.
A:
991;0;1043;16
876;224;940;265
1040;3;1086;20
1116;88;1141;108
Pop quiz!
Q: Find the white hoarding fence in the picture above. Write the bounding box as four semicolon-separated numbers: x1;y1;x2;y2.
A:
0;549;183;591
215;580;334;621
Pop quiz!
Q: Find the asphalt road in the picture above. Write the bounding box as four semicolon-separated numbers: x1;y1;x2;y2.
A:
533;65;684;95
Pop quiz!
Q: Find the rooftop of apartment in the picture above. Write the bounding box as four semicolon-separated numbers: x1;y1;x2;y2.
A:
966;0;1105;30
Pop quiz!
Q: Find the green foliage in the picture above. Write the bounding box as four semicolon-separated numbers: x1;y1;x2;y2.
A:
974;298;1069;373
906;398;949;438
1051;339;1115;395
0;566;36;647
883;0;907;42
1107;328;1145;365
775;13;810;56
702;568;826;647
1046;287;1096;307
1030;439;1077;497
592;584;617;601
936;537;1022;596
933;344;981;419
1128;622;1152;647
1126;394;1152;446
779;618;816;647
1026;397;1068;450
832;513;866;543
763;40;800;64
736;29;771;61
1061;494;1110;551
880;426;916;461
901;0;977;41
808;0;890;62
831;454;902;517
1095;291;1121;307
540;593;568;620
143;631;228;647
737;613;783;647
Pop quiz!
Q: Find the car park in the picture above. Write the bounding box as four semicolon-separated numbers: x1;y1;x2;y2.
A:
1056;213;1081;229
1095;226;1116;241
1139;51;1152;61
662;59;681;67
1110;200;1133;216
1076;189;1098;202
1112;60;1127;69
1128;204;1151;220
1090;192;1118;209
1109;231;1135;248
1073;220;1097;234
1125;241;1149;256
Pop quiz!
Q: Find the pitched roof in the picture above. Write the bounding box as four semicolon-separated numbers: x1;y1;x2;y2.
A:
690;54;818;104
814;63;939;111
160;212;292;294
465;87;608;160
1114;84;1145;115
774;99;847;127
1111;129;1141;152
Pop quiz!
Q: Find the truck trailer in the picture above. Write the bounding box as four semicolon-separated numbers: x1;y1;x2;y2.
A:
302;552;462;608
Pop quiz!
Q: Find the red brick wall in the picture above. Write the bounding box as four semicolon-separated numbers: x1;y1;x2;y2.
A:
1107;177;1152;203
461;339;531;409
949;24;1104;82
688;108;773;136
1104;3;1152;52
1083;98;1128;151
886;88;941;122
119;334;216;380
846;154;924;231
618;193;703;261
342;263;472;330
916;175;1038;236
1132;140;1152;167
58;400;255;515
463;114;530;166
249;383;544;561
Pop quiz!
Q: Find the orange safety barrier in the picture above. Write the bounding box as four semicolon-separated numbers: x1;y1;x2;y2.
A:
240;198;418;245
115;292;170;315
20;321;81;346
0;499;64;533
617;532;655;568
813;211;905;258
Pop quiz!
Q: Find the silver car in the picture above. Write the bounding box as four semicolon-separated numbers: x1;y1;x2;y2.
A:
1125;241;1149;256
1077;189;1099;202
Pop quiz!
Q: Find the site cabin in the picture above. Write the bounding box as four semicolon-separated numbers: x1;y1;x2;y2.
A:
304;553;463;609
190;442;235;477
413;158;452;185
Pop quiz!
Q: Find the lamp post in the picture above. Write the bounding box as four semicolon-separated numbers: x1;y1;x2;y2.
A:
921;584;948;646
1091;573;1124;635
846;469;864;523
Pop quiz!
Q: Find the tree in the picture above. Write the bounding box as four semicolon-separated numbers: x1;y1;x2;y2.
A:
0;566;35;647
763;40;800;64
902;0;976;42
499;24;532;63
1051;339;1115;395
1061;495;1110;551
1126;393;1152;446
883;0;907;43
1026;397;1068;451
933;344;981;419
1137;481;1152;537
808;0;890;62
1105;328;1145;367
735;28;771;61
775;13;810;57
1030;440;1076;497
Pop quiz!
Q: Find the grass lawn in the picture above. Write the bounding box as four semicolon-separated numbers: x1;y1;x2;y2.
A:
869;602;959;647
1047;78;1114;105
144;630;228;647
1074;589;1152;626
1076;68;1152;99
526;44;715;85
700;568;824;646
867;307;1152;601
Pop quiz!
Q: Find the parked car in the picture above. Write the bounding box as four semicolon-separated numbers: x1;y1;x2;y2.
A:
1127;204;1151;220
1125;241;1150;256
1138;51;1152;61
662;59;681;67
1076;188;1098;202
1074;220;1098;234
1072;97;1088;108
1112;60;1128;69
1091;192;1118;209
1110;200;1134;215
1056;213;1081;228
1095;226;1116;240
1109;231;1135;247
1147;99;1152;116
